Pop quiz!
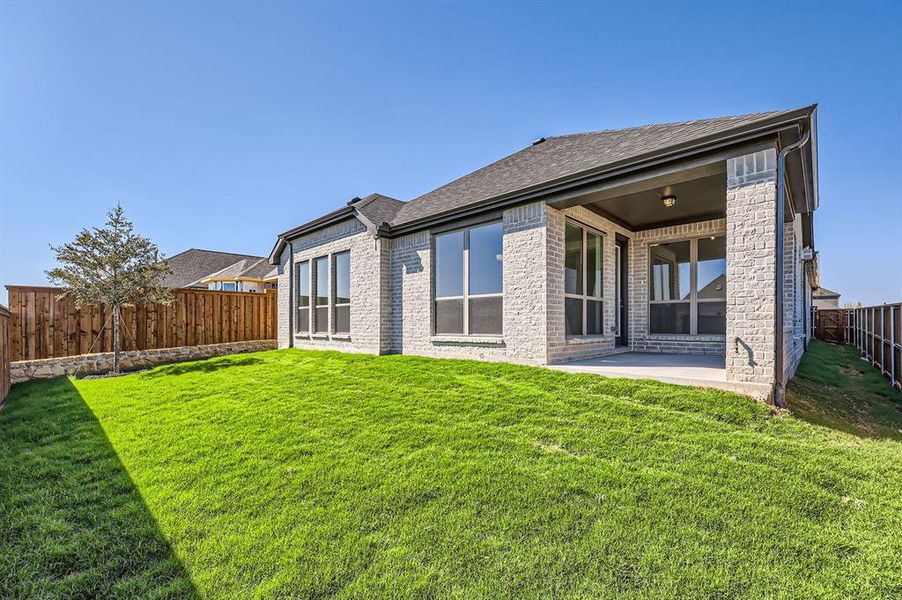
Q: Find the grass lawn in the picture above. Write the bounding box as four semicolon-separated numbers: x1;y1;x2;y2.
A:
2;348;901;598
787;339;902;440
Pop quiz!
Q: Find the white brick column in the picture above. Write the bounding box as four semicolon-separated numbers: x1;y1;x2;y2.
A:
726;148;777;385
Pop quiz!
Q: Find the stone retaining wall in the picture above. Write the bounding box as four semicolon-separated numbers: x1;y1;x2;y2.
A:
10;340;277;384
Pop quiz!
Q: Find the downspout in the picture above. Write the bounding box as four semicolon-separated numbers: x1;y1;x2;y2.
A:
287;238;294;348
774;129;811;407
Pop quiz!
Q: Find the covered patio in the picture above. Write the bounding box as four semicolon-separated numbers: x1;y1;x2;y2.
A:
542;114;818;403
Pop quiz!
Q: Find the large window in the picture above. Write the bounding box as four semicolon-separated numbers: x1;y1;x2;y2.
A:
313;256;329;333
649;235;726;335
333;251;350;333
564;221;604;336
295;261;310;333
434;221;503;336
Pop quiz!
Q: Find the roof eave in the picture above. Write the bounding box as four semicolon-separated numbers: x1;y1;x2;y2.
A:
269;205;357;264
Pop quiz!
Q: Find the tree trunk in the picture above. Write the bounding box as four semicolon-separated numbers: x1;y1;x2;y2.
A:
113;304;121;375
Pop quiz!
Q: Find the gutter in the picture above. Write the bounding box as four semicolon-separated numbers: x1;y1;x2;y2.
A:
773;129;811;407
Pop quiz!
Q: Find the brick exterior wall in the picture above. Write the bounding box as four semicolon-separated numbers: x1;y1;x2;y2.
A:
386;202;548;364
783;215;806;384
546;205;632;363
276;218;386;355
273;148;796;395
725;148;777;384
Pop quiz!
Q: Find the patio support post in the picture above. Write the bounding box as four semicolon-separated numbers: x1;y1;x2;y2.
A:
725;148;778;398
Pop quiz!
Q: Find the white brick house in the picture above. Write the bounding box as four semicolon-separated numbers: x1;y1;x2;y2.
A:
270;107;820;405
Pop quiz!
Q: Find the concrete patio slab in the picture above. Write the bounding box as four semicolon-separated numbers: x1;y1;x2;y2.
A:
548;352;771;400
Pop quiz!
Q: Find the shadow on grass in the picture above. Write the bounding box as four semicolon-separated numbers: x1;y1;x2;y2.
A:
144;355;264;378
787;340;902;440
0;377;198;598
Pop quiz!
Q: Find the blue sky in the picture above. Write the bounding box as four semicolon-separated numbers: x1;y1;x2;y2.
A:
1;1;900;305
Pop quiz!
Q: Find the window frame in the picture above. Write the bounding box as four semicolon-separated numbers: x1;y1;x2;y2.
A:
432;221;504;337
332;250;351;334
564;219;605;337
648;234;726;336
312;255;330;334
294;260;310;334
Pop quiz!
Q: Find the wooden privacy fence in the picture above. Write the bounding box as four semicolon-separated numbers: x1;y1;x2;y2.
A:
1;305;10;402
816;304;901;391
6;286;277;362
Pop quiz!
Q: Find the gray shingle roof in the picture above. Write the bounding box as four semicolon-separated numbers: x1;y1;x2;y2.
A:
273;107;813;256
354;193;405;226
200;257;273;283
391;109;800;227
162;249;266;289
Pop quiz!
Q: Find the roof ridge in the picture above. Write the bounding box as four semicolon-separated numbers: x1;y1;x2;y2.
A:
176;248;265;259
545;109;792;141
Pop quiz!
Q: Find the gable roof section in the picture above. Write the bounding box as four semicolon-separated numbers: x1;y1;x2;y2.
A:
271;106;817;263
813;287;840;299
199;257;274;284
353;193;405;227
163;249;266;288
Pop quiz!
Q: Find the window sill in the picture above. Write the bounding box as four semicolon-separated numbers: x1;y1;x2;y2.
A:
431;335;505;346
295;333;349;342
645;333;726;342
564;335;610;345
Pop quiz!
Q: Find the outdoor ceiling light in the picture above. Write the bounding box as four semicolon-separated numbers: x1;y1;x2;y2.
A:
662;194;677;208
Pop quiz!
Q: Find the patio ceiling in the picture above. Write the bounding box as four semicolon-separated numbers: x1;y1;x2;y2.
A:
584;170;726;230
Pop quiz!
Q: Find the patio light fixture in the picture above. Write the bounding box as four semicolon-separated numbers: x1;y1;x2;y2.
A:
662;194;677;208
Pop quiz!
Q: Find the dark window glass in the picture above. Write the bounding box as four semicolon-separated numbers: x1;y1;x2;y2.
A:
297;262;310;308
435;231;464;298
650;241;691;301
586;232;603;298
697;301;726;334
565;298;583;336
650;303;691;334
222;282;237;292
587;300;603;335
469;222;503;295
334;305;350;333
697;236;726;300
468;297;502;335
435;299;464;334
334;251;350;304
314;257;328;306
297;308;309;333
314;306;328;333
565;223;583;295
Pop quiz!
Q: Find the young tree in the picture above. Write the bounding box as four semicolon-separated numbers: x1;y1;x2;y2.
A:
47;205;172;375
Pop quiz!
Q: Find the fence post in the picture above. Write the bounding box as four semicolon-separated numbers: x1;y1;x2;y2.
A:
880;305;885;375
891;305;896;389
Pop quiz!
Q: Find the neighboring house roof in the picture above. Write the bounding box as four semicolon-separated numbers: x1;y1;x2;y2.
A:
271;106;817;263
812;287;840;299
200;257;274;284
698;274;727;300
162;249;266;289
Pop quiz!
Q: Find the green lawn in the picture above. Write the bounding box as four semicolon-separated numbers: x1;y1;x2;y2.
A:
2;349;901;598
787;339;902;440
